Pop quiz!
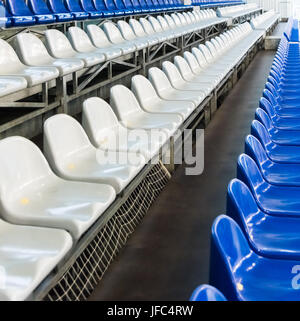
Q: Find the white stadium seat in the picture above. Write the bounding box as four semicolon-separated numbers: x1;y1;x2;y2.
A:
67;26;122;61
131;74;195;121
0;39;58;87
0;76;27;97
110;84;182;136
139;17;167;42
0;136;116;240
44;29;106;67
13;32;84;76
161;60;208;97
82;97;163;161
86;24;123;59
0;220;72;301
102;22;137;54
148;67;204;107
116;20;149;50
129;18;160;45
44;114;146;194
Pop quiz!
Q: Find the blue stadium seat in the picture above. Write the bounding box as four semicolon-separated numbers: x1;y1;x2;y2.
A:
237;153;300;217
0;1;13;27
267;75;300;100
264;84;300;110
28;0;74;22
6;0;36;26
47;0;76;21
80;0;102;18
227;179;300;260
210;215;300;301
190;285;227;301
64;0;89;19
113;0;133;14
91;0;111;16
245;135;300;186
27;0;57;23
123;0;143;13
251;120;300;164
255;108;300;146
103;0;124;15
137;0;154;12
259;97;300;130
142;0;158;11
151;0;165;11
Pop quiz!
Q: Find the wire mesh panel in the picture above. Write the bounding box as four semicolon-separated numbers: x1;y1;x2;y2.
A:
43;162;170;301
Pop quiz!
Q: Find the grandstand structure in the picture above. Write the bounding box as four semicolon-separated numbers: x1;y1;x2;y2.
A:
0;0;290;302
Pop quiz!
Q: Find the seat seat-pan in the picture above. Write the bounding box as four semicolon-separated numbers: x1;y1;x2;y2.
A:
0;220;72;301
0;76;28;97
5;178;116;240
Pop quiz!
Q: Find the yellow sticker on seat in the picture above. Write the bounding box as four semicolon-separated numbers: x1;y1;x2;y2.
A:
21;198;29;205
68;163;75;170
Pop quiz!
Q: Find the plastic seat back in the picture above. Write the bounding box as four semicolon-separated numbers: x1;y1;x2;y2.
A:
0;39;25;74
192;47;208;68
6;0;33;17
124;0;136;11
190;285;227;301
139;17;155;35
148;67;173;95
28;0;52;15
226;179;262;237
205;41;219;58
183;51;202;74
170;13;182;26
198;44;214;63
164;14;176;29
187;12;196;23
12;33;52;66
114;0;127;11
129;18;147;37
131;74;159;108
210;214;252;301
82;97;119;147
117;20;136;41
92;0;107;11
250;120;273;148
110;85;142;120
255;108;273;131
103;0;120;12
0;137;54;198
44;29;75;58
44;114;93;172
173;55;195;82
48;0;71;14
102;22;125;44
265;82;280;100
237;153;266;194
244;135;270;170
65;0;86;13
162;60;186;87
148;16;163;33
68;26;95;52
176;13;187;25
86;24;112;48
259;97;276;119
157;16;170;30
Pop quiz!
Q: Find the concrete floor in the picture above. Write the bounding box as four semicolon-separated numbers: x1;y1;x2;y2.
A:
272;22;287;38
89;50;275;301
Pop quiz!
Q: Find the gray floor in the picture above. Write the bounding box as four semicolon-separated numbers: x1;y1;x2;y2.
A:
272;22;287;38
89;50;275;301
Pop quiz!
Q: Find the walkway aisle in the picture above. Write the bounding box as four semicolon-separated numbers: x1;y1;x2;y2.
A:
89;50;275;301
